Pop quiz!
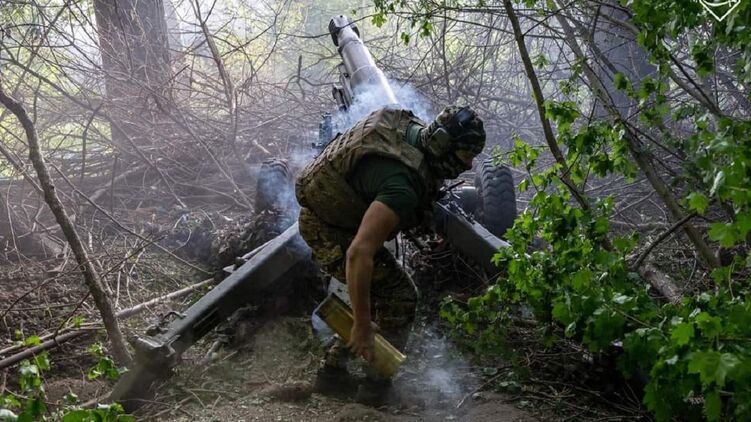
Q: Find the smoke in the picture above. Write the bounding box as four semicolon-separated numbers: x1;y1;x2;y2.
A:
393;323;479;409
391;79;435;121
336;79;437;132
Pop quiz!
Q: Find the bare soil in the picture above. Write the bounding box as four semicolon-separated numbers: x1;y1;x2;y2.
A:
139;316;536;422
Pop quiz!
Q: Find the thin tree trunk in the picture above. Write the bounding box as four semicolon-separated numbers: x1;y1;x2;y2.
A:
553;10;720;269
0;88;132;366
502;0;592;213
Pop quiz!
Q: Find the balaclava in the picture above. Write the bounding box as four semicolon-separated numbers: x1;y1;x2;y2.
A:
418;106;486;179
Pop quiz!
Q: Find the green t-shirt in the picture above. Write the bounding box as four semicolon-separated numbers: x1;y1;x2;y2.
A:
347;155;425;229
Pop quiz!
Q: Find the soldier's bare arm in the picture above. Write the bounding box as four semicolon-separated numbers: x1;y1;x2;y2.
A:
345;200;400;362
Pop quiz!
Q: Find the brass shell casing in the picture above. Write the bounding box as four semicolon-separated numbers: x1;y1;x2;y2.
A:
315;294;406;378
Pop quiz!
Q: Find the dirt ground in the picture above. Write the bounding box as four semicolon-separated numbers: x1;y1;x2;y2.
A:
1;212;637;421
140;317;537;422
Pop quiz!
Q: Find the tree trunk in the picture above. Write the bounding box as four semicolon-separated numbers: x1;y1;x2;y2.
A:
93;0;172;145
502;0;597;217
0;88;132;366
554;7;720;268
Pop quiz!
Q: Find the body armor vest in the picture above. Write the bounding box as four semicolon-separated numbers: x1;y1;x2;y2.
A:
295;108;438;231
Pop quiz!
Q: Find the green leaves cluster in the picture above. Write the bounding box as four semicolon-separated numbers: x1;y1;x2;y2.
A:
86;343;126;381
0;347;131;421
445;128;750;420
627;0;751;84
445;39;751;417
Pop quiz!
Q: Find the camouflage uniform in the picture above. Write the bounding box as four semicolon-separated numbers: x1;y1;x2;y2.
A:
296;108;435;374
298;207;417;358
295;106;486;378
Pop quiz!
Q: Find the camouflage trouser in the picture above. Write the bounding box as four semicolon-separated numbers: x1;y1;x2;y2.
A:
298;207;418;375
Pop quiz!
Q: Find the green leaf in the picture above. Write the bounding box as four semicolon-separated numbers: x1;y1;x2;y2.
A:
551;301;570;324
87;356;122;381
69;315;85;329
691;43;715;78
695;312;722;338
23;336;41;347
670;323;694;346
613;72;629;90
62;410;89;422
735;213;751;238
687;192;710;215
22;397;46;419
571;269;592;290
709;223;736;248
533;54;548;68
687;351;740;387
399;32;410;45
704;389;722;421
371;13;386;27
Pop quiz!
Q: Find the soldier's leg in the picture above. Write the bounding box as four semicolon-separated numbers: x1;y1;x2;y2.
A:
369;247;418;367
298;207;350;281
355;247;417;404
298;208;354;371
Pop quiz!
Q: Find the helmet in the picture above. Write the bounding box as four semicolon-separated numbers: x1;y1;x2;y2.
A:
419;106;485;179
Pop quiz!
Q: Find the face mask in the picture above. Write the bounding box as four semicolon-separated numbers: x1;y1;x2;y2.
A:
428;151;472;179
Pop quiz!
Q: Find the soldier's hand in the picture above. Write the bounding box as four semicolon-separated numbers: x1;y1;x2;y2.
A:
347;321;376;362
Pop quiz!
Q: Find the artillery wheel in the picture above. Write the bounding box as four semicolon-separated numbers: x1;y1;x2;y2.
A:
255;158;297;218
474;158;517;238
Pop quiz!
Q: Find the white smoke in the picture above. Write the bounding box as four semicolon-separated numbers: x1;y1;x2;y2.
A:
393;324;479;409
391;79;434;121
335;79;437;133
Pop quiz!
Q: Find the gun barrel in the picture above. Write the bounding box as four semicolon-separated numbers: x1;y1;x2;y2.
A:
329;15;397;107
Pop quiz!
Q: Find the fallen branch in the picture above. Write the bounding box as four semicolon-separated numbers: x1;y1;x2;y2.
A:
115;277;214;319
639;263;682;304
0;278;214;367
633;212;696;269
0;329;98;370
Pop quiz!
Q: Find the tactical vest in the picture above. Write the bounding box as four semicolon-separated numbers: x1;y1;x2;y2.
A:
295;108;438;231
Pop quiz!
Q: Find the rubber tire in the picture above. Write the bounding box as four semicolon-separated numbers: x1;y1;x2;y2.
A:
255;158;297;217
474;159;517;238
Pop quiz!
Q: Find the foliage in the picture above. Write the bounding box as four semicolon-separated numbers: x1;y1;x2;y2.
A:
443;121;751;421
368;0;751;419
86;343;126;381
0;350;132;421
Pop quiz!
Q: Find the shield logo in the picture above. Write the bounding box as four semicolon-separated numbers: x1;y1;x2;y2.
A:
699;0;743;22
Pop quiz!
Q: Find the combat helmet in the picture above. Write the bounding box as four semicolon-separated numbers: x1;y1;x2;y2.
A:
419;105;485;179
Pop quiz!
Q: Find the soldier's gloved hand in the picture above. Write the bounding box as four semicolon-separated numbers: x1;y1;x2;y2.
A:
347;320;378;362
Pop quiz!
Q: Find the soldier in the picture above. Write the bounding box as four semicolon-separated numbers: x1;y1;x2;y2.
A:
295;105;485;404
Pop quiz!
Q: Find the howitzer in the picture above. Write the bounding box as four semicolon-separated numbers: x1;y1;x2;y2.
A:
110;15;516;409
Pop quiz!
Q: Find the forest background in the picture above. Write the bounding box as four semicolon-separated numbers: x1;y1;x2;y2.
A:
0;0;749;420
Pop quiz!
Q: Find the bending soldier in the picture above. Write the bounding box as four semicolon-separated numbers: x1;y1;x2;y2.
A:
295;105;485;404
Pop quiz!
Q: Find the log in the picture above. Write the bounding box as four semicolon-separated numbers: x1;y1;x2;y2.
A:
639;263;682;304
0;329;96;369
